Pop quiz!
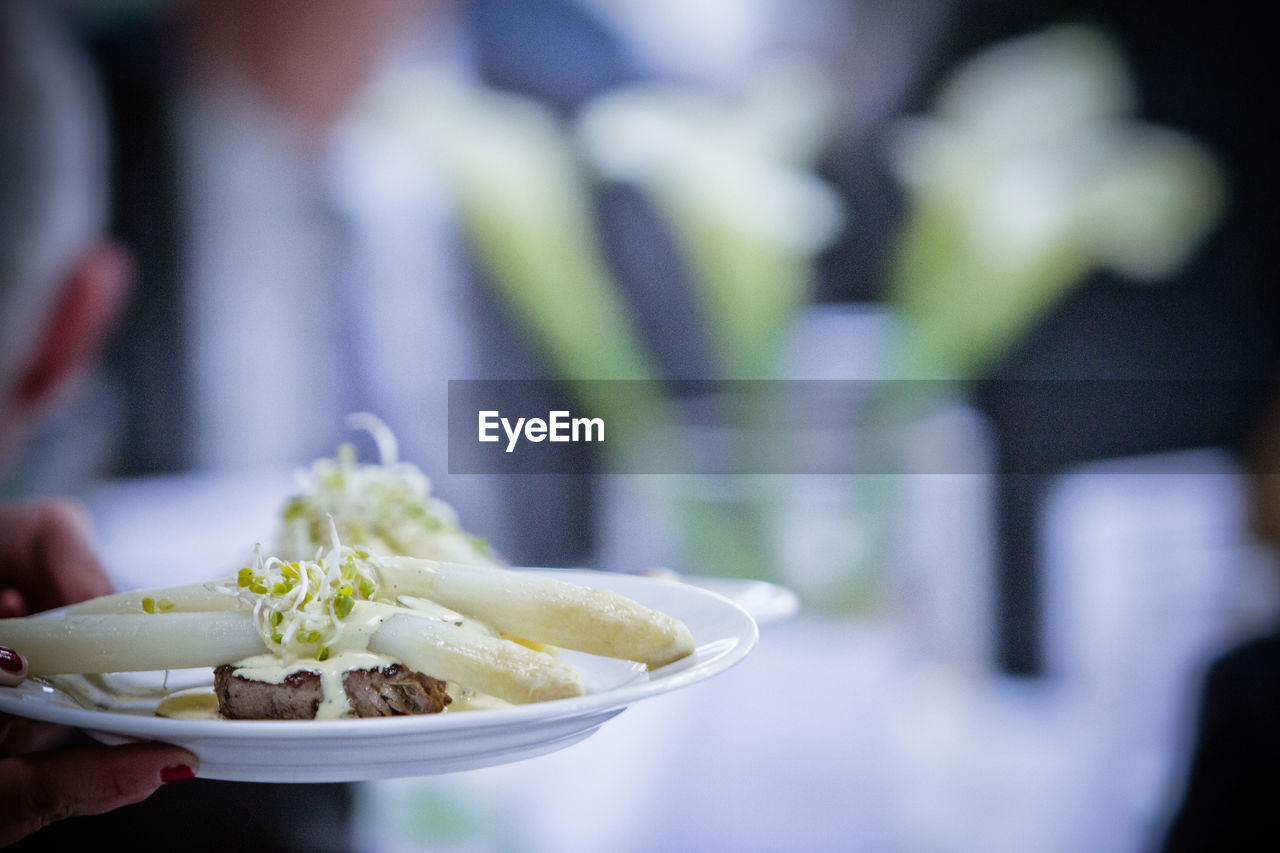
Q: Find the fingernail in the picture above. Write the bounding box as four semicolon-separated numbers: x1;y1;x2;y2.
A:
0;646;25;674
161;764;196;783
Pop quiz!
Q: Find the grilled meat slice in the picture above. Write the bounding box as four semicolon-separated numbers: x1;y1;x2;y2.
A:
342;664;451;716
214;663;450;719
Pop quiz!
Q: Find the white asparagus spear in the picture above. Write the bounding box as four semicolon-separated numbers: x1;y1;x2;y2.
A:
0;612;264;675
369;613;585;704
63;582;247;615
378;557;695;669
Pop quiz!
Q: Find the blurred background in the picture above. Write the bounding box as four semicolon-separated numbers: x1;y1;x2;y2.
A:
2;0;1276;850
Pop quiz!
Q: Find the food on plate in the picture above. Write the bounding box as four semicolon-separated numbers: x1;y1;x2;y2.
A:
276;413;500;567
0;532;694;719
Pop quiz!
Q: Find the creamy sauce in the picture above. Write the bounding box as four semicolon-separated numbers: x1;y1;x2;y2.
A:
444;682;511;712
155;687;221;720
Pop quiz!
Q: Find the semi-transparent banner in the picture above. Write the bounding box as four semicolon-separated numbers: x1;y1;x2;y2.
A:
447;379;1269;475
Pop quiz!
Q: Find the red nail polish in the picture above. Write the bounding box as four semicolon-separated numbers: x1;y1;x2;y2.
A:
161;764;195;782
0;646;25;674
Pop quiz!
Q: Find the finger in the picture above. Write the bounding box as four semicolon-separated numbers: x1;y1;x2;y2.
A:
0;645;27;687
0;500;113;612
0;743;198;846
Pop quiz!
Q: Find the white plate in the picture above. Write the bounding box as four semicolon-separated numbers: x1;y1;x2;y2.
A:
0;571;757;782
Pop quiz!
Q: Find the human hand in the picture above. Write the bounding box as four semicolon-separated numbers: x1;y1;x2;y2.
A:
0;500;199;846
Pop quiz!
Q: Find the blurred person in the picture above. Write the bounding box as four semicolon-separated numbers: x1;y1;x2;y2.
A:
67;0;706;567
1;3;197;845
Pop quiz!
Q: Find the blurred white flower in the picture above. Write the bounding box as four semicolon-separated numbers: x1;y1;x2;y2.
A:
578;62;842;253
887;24;1226;379
577;62;843;377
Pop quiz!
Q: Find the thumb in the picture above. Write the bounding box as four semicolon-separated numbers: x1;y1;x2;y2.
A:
0;742;198;846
